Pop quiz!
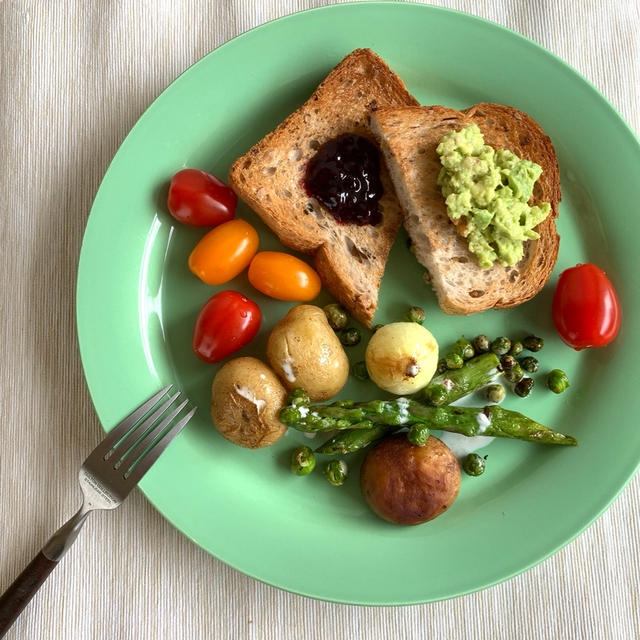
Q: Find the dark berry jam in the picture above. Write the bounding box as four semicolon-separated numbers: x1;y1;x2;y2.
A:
304;134;383;225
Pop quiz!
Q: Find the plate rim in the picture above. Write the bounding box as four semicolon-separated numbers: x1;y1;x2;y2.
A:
76;1;640;605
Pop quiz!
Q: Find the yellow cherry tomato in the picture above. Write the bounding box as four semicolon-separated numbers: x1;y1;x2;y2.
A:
188;219;259;285
248;251;322;301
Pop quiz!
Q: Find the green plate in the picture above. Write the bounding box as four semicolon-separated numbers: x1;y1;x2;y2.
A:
76;3;640;604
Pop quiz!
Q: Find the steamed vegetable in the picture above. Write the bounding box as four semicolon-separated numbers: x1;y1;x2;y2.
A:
365;322;438;395
547;369;570;394
417;353;500;406
279;396;577;446
267;305;349;401
211;357;287;448
360;435;460;525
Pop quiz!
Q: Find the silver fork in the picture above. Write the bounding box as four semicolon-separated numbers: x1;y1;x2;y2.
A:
0;386;196;637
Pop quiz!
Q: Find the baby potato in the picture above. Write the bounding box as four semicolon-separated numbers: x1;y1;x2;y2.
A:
365;322;438;395
211;357;287;449
267;304;349;401
360;434;461;525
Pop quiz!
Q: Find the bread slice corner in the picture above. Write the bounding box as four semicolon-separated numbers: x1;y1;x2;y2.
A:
228;49;419;326
370;102;561;314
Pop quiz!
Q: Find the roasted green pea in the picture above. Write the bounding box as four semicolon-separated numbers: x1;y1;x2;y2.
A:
462;453;485;476
324;460;348;486
290;446;316;476
486;384;506;404
508;340;523;356
340;327;361;347
519;356;539;373
491;336;512;356
423;384;448;407
500;355;517;371
405;306;425;324
452;338;475;360
445;353;464;369
322;303;348;331
504;364;524;383
523;335;544;352
436;358;448;374
407;424;430;446
473;334;491;353
351;361;369;381
514;377;534;397
547;369;569;394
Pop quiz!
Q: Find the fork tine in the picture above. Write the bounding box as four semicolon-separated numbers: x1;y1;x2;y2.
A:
115;397;188;470
88;386;172;462
124;406;196;485
105;392;182;463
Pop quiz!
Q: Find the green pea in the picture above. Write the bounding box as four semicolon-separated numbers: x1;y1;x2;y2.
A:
423;384;448;407
340;327;361;347
508;340;524;356
523;335;544;352
519;356;539;373
407;424;430;446
405;306;425;324
504;364;524;383
287;388;310;407
462;453;486;476
547;369;569;394
445;353;464;369
351;361;369;381
485;384;505;404
324;460;348;486
514;377;534;397
323;303;348;331
500;355;517;371
452;338;475;360
491;336;512;356
473;334;491;353
436;358;448;375
290;446;316;476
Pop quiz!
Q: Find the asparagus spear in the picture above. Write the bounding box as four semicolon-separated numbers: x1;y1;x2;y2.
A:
417;352;500;406
315;425;393;455
280;397;577;446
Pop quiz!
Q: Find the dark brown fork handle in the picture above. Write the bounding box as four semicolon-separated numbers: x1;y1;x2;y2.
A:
0;552;58;638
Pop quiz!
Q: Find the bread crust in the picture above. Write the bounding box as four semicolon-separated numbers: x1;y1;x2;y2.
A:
370;103;561;314
229;49;419;326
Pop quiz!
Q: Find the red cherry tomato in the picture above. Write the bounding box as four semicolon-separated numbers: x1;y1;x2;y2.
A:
192;290;261;363
248;251;322;301
552;263;621;350
167;169;237;227
189;219;259;285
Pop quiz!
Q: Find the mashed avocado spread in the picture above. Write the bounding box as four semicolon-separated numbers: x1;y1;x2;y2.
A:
436;124;550;269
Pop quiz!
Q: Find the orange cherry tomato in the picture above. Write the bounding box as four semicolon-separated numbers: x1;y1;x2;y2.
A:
248;251;322;301
188;219;259;285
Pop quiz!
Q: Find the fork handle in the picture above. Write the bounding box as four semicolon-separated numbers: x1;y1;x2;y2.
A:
0;552;57;637
0;507;89;637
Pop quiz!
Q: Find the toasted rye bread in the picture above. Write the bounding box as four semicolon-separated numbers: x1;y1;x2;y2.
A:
370;103;561;314
228;49;419;326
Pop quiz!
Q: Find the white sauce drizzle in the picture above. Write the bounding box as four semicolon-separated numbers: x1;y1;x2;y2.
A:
475;411;491;435
298;406;309;418
438;432;495;460
233;385;266;412
406;363;420;377
395;397;410;423
281;357;296;383
442;378;454;391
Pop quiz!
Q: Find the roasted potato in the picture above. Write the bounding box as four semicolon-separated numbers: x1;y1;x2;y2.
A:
360;434;461;525
267;305;349;401
211;357;287;449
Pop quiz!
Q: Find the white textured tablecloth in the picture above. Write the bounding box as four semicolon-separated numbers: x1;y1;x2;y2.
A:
1;1;639;638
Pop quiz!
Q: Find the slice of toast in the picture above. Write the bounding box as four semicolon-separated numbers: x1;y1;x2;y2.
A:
370;103;561;314
228;49;419;326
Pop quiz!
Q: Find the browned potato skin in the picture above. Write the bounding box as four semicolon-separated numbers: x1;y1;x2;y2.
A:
266;305;349;401
360;434;461;525
211;357;287;449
